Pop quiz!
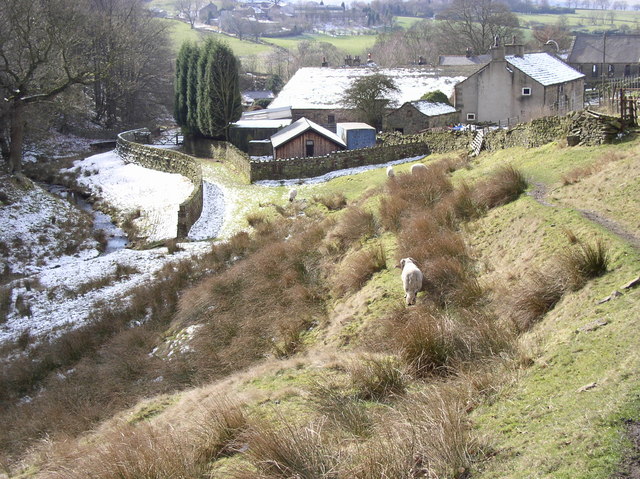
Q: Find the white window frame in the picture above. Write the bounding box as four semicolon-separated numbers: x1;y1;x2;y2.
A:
466;113;476;121
522;87;532;96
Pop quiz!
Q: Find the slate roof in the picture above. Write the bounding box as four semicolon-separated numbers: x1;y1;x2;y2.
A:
232;119;291;129
438;54;491;66
269;67;467;110
271;118;346;149
505;53;584;86
567;34;640;64
409;101;457;117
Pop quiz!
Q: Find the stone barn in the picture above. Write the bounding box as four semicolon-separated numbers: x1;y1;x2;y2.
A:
271;118;346;160
385;101;459;134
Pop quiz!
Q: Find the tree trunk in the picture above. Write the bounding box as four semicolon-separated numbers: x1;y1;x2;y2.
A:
8;101;25;175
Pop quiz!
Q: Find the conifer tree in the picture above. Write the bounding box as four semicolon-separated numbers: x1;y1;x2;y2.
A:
174;42;196;128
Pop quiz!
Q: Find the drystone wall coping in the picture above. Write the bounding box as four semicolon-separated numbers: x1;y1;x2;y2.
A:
116;129;204;238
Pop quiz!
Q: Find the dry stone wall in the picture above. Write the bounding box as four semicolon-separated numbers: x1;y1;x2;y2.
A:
184;136;251;184
249;142;432;182
117;130;203;238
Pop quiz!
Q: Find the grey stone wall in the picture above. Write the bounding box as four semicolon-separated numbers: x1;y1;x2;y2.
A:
249;142;431;181
183;136;252;184
117;130;203;238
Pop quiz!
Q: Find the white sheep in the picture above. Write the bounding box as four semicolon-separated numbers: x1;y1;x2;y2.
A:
386;165;395;178
411;163;427;175
288;188;297;202
400;257;424;306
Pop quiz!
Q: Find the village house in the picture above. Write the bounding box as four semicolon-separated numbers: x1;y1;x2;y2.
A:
270;117;346;160
566;33;640;84
268;66;467;132
454;42;585;125
385;101;459;134
198;2;218;23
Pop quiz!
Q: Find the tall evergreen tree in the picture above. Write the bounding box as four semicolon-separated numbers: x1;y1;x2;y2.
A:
174;42;196;129
196;38;242;139
185;44;201;135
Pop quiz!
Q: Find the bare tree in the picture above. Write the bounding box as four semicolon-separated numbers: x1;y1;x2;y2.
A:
435;0;520;55
0;0;93;174
176;0;203;29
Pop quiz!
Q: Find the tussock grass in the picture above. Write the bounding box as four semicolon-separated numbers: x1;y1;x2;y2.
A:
474;165;528;209
562;150;626;185
325;206;378;252
559;238;609;290
348;354;408;401
381;304;513;378
310;380;374;437
332;242;386;297
314;191;347;210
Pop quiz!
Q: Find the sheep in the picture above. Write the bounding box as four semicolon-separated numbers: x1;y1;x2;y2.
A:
400;257;423;306
288;188;297;202
386;165;395;178
411;163;427;175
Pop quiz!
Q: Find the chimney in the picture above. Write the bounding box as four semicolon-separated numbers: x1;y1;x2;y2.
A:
490;35;504;61
504;37;524;58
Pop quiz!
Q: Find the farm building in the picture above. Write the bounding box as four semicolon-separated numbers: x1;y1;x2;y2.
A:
336;123;376;149
567;33;640;84
268;67;467;131
454;42;584;125
385;101;458;134
229;118;291;153
271;118;346;160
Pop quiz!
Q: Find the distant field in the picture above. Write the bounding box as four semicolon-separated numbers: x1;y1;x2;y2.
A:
266;32;378;56
517;8;640;32
395;16;424;29
160;18;274;58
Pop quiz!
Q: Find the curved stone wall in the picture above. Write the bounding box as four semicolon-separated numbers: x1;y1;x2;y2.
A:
116;130;203;239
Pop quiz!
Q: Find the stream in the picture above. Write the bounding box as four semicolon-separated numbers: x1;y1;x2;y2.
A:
44;184;129;254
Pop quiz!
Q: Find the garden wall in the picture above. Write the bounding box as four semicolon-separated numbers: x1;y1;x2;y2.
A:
117;130;203;239
184;136;252;184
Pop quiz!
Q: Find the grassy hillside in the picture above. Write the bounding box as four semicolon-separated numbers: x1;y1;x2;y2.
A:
3;132;640;478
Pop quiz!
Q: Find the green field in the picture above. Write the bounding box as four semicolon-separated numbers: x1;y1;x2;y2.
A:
265;32;378;56
517;8;640;32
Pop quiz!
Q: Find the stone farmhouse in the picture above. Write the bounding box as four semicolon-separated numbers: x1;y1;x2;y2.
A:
385;101;459;134
270;117;346;160
567;33;640;84
268;67;466;132
454;42;585;125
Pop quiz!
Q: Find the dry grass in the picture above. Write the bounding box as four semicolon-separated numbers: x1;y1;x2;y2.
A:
347;354;408;401
562;150;626;185
325;206;378;252
558;238;609;290
332;242;386;297
381;304;513;378
474;165;528;210
314;191;347;210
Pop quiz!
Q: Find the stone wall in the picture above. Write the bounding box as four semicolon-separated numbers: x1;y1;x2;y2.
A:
117;130;203;238
184;136;252;184
249;142;431;181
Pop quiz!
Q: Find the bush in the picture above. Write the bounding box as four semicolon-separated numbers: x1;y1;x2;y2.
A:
325;207;378;252
314;192;347;210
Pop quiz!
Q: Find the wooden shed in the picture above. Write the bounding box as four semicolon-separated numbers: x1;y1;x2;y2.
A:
271;118;346;160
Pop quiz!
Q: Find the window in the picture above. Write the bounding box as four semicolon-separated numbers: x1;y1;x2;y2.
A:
327;114;335;124
466;113;476;121
592;64;599;77
625;64;631;76
305;139;314;157
522;87;532;96
394;128;404;134
608;64;615;77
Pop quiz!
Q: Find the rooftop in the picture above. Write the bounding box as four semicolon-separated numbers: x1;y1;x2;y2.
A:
409;100;457;116
269;67;467;110
567;33;640;64
505;53;584;86
271;117;346;148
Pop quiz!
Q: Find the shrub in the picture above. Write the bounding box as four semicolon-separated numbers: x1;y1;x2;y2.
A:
310;380;374;437
474;165;528;209
325;207;378;251
246;211;269;227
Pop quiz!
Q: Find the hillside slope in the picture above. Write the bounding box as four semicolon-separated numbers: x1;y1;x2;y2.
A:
4;135;640;478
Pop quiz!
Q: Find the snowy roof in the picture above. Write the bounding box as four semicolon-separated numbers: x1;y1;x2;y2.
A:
232;119;291;129
336;122;375;131
505;53;585;86
240;106;292;120
269;67;468;110
271;118;346;148
438;54;491;66
242;90;275;100
567;34;640;64
409;101;457;117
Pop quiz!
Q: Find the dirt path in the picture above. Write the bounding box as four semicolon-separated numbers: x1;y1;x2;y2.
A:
528;182;640;252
